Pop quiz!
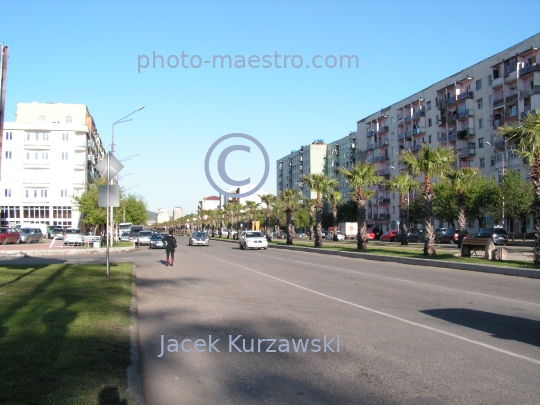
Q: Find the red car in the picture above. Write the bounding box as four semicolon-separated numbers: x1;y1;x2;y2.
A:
366;229;376;240
380;230;398;242
0;227;21;245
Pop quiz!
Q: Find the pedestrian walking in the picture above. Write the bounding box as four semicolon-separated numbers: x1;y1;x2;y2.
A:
164;228;177;266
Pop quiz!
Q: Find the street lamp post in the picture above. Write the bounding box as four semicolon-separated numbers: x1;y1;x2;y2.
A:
486;140;506;228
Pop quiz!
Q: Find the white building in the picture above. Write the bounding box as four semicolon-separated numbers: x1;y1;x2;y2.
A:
198;196;220;210
156;208;170;223
0;102;105;228
225;185;271;206
173;207;183;220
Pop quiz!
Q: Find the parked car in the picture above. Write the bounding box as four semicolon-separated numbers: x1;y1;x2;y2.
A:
136;231;153;246
189;232;209;246
120;232;131;242
380;230;399;242
239;231;268;250
405;230;426;243
0;227;20;245
149;233;168;249
63;228;84;245
50;227;65;239
325;231;345;241
18;228;43;243
366;229;376;240
475;227;509;246
437;228;469;244
434;228;448;238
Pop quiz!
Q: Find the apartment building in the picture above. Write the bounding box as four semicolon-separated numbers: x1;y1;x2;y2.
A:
276;139;327;199
173;207;184;220
0;102;106;228
156;208;170;223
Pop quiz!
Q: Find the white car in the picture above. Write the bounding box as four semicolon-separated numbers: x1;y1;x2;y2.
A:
239;231;268;250
189;232;209;246
325;232;345;241
136;230;153;246
63;228;84;245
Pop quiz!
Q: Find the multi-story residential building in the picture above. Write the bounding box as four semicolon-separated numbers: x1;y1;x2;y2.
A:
276;139;327;198
276;33;540;235
156;208;170;223
198;196;220;211
173;207;184;220
0;102;106;228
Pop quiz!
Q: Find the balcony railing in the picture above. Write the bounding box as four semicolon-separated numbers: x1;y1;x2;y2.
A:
519;63;539;76
458;109;473;119
378;126;389;134
367;143;375;151
493;97;504;107
493;119;504;128
412;127;425;135
405;130;412;138
448;132;458;141
438;99;446;108
439;135;448;142
457;128;474;138
506;92;518;103
413;110;425;119
520;88;538;99
404;115;412;122
378;213;390;219
446;96;457;105
457;90;474;100
521;111;531;118
397;133;405;140
378;168;390;176
373;154;389;162
491;77;504;87
366;130;376;138
437;118;446;126
378;139;389;147
413;144;422;152
493;139;505;149
458;146;476;158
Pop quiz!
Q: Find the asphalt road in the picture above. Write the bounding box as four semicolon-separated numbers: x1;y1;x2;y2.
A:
3;238;540;404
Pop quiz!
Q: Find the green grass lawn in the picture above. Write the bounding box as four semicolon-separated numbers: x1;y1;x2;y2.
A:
0;263;133;404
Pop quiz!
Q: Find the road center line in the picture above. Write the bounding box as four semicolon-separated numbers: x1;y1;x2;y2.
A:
293;260;540;307
199;252;540;367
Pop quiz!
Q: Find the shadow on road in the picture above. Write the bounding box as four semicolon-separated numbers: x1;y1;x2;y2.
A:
421;308;540;347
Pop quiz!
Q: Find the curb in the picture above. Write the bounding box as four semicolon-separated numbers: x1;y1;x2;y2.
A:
0;245;138;257
209;237;540;279
126;265;145;405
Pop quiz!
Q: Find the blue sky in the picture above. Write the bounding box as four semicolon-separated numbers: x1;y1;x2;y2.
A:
2;0;540;215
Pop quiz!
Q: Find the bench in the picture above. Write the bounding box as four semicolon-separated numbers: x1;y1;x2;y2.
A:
461;237;489;258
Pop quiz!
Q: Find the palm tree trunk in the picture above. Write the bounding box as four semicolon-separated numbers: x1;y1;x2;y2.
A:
227;217;232;239
286;209;293;245
457;191;466;247
423;178;436;256
399;195;408;245
265;208;271;241
356;190;367;250
309;211;314;240
315;199;323;248
531;159;540;264
276;210;281;238
332;205;338;241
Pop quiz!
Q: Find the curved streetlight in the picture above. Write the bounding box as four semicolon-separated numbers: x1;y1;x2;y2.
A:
111;106;145;153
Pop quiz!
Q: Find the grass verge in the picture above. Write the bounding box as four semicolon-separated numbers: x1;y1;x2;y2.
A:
0;263;133;404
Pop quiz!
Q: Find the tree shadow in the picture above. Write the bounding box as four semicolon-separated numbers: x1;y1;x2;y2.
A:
99;387;128;405
421;308;540;347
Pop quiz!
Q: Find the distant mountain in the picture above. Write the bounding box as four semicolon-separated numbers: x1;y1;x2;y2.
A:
146;210;157;221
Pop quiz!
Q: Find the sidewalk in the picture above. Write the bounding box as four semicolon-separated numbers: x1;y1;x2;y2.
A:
0;242;137;257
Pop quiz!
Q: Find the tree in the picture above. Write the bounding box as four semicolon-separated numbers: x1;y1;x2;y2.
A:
500;168;534;239
72;178;108;230
117;192;148;225
327;190;342;241
303;198;316;240
279;189;302;245
301;174;338;247
224;203;234;239
259;194;276;241
446;167;479;245
464;175;501;228
498;111;540;263
432;180;457;227
244;201;260;230
336;200;357;223
230;202;243;237
408;195;426;227
338;162;381;250
400;145;455;256
387;173;419;245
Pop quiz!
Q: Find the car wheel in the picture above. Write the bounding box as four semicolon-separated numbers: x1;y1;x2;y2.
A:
264;247;268;250
16;239;20;245
450;239;455;245
1;238;5;245
239;243;243;250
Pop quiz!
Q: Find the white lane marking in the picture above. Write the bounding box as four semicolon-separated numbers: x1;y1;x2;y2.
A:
199;253;540;367
293;261;540;307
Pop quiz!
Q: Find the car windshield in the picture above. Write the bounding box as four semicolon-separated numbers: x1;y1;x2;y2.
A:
139;232;152;236
0;229;7;234
246;232;263;238
493;228;507;235
150;234;163;239
21;228;33;233
193;232;207;237
477;229;492;236
65;229;82;234
443;229;455;235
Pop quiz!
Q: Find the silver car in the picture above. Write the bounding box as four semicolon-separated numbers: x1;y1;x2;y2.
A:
63;228;84;245
189;232;209;246
120;232;131;242
239;231;268;250
19;228;43;243
137;230;153;246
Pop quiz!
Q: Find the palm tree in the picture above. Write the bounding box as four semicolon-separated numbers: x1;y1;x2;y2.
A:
302;174;338;247
498;110;540;263
279;189;302;245
386;173;419;245
303;198;316;240
446;167;479;245
259;193;276;241
273;198;285;239
230;202;243;238
215;209;224;237
244;201;260;230
338;162;381;250
327;190;342;241
400;145;456;256
224;203;234;239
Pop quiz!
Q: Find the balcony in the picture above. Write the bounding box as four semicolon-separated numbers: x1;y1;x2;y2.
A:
439;135;448;142
412;127;425;135
446;96;457;105
448;132;458;141
366;130;376;138
457;90;474;100
458;109;473;119
521;110;531;118
519;63;539;76
379;198;390;205
378;139;389;147
438;99;446;108
374;154;389;162
493;119;504;128
491;77;504;88
397;133;405;140
413;144;422;152
437;118;446;127
458;128;474;139
23;161;50;169
299;165;303;171
397;113;403;121
458;145;476;158
493;139;505;149
378;213;390;219
404;115;412;123
367;143;375;151
506;92;518;103
492;97;505;108
378;126;389;134
74;143;86;152
404;130;412;139
378;168;390;176
520;88;539;99
379;184;386;191
413;110;425;119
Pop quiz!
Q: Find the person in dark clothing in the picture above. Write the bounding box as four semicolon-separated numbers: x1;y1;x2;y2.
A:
164;229;177;266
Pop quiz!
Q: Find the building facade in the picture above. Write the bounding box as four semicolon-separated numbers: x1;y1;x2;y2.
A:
156;208;170;223
173;207;184;220
198;196;220;211
0;102;105;228
276;139;327;199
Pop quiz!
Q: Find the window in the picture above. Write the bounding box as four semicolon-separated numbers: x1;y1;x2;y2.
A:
62;133;69;141
39;115;46;121
391;146;394;155
5;151;11;159
427;101;432;110
61;190;68;197
477;99;483;109
480;158;485;168
391;117;394;125
23;206;50;219
509;105;517;117
62;152;68;160
25;190;29;198
476;79;482;91
4;189;11;197
26;133;30;140
478;118;484;129
479;138;484;148
65;116;72;123
41;189;48;198
43;133;49;141
5;131;12;140
53;206;72;219
42;152;48;160
428;135;432;144
468;218;475;228
488;75;493;85
489;95;493;106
